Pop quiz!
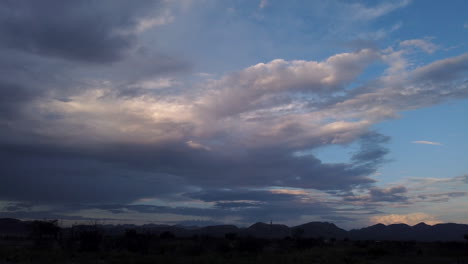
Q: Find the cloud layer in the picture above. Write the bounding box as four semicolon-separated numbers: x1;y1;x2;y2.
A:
0;0;467;227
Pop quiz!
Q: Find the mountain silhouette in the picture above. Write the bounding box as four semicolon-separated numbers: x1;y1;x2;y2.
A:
349;222;468;241
197;224;239;237
292;221;347;239
244;222;291;238
2;218;468;241
0;218;29;236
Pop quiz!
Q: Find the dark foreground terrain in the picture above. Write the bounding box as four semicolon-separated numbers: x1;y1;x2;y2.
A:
1;219;468;263
2;235;468;264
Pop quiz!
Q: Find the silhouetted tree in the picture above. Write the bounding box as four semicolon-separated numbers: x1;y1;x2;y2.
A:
79;230;102;252
225;232;237;240
30;220;60;248
238;236;264;254
122;229;151;253
292;228;304;240
77;225;103;252
160;231;175;239
30;220;60;240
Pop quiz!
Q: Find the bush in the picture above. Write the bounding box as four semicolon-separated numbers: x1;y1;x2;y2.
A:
79;230;102;252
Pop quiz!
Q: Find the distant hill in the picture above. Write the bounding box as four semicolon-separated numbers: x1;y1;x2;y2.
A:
292;222;347;239
0;218;29;237
243;222;291;238
1;218;468;241
196;225;239;237
349;222;468;241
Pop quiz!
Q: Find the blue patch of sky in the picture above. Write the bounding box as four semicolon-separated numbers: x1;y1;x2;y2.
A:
374;99;468;184
311;99;468;184
152;0;467;76
378;0;467;55
150;0;379;74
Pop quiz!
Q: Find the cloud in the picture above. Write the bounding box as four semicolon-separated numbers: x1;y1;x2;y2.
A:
134;10;175;33
1;21;468;226
462;174;468;184
198;48;379;119
3;202;33;212
0;142;196;204
416;191;466;203
370;212;441;225
412;141;443;146
349;0;411;21
186;140;211;151
356;174;467;210
369;186;407;202
259;0;268;9
351;132;390;166
410;53;468;83
14;48;466;153
0;1;188;123
0;0;166;63
400;39;439;54
0;137;382;206
185;189;305;203
357;22;402;40
343;171;468;209
344;185;408;203
3;49;468;198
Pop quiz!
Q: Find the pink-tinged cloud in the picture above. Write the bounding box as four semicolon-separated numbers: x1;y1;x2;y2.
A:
371;213;441;225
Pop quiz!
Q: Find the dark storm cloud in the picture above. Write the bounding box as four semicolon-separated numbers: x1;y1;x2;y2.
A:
0;128;389;205
0;0;188;123
0;136;386;223
168;147;377;191
0;0;160;63
0;142;192;204
0;49;79;119
0;81;35;118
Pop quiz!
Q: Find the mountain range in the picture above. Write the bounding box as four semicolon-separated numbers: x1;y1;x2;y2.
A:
1;218;468;241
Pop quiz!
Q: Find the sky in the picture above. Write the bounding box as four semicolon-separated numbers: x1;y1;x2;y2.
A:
0;0;467;229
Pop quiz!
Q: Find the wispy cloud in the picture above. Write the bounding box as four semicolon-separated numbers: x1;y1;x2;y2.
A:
259;0;268;9
412;141;443;146
350;0;412;21
400;38;439;54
